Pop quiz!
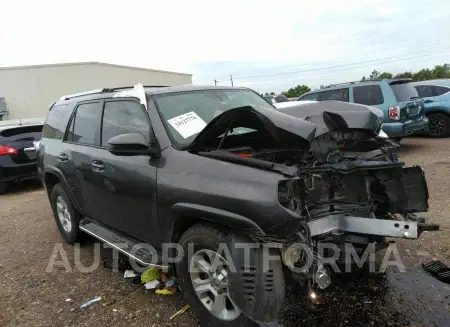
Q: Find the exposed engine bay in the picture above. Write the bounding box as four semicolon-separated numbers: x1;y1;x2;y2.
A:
187;102;438;290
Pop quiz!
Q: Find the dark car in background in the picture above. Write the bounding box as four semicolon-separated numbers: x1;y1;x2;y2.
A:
0;118;44;194
412;79;450;137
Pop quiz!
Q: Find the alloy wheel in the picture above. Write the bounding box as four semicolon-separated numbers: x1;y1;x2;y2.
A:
56;196;72;233
189;249;241;321
429;115;447;137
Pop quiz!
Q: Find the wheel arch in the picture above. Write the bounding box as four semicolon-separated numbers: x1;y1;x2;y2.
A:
43;166;82;212
170;203;266;243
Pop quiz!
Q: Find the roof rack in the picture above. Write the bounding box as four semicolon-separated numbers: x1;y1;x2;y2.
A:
59;85;169;101
323;79;384;89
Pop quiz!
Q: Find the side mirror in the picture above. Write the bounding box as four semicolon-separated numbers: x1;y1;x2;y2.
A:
108;133;155;156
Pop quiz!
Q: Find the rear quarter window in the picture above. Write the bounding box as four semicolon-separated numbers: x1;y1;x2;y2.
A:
431;85;450;97
42;104;73;140
390;82;419;102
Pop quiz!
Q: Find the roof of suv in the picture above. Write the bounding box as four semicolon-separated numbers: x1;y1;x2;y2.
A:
54;85;251;106
307;78;412;93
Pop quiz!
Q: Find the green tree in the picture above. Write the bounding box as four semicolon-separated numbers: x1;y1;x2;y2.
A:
270;92;275;96
394;71;413;79
369;70;380;80
378;72;393;79
432;64;450;79
283;84;311;98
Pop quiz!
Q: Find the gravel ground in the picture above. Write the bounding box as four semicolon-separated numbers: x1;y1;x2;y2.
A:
0;137;449;327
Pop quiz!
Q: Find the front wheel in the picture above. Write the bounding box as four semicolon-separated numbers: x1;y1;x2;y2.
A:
428;113;450;138
176;224;257;327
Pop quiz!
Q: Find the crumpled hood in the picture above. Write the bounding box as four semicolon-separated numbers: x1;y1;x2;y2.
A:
187;105;317;151
277;100;382;137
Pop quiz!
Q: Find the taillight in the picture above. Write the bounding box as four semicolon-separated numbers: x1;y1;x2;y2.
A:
0;145;18;156
389;106;400;120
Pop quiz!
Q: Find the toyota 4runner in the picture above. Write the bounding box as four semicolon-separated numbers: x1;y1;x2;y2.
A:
38;84;439;326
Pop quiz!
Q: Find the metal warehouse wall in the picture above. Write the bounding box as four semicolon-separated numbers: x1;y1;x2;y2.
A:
0;62;192;119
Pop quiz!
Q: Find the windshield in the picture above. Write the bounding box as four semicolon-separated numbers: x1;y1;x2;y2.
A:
153;89;274;148
390;82;419;102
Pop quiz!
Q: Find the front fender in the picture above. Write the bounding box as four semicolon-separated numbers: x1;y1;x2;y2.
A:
172;203;266;236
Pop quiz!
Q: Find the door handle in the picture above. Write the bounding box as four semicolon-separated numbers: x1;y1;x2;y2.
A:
57;153;68;161
91;160;105;172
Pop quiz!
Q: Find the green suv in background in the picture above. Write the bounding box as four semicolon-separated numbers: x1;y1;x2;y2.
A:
297;78;428;140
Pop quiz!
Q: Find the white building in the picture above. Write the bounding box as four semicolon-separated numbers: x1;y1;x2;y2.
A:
0;62;192;120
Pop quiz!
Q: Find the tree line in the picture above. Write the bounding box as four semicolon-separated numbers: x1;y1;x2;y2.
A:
262;63;450;98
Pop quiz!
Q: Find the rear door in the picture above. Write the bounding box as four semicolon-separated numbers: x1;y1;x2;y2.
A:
317;88;349;102
64;100;103;217
389;80;423;121
0;124;42;165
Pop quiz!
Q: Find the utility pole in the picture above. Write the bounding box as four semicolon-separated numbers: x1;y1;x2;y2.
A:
214;79;218;86
230;75;234;87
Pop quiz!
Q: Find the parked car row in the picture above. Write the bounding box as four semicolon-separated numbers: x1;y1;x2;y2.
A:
297;78;450;138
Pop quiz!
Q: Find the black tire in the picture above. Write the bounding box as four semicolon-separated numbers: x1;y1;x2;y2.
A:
176;224;257;327
50;183;84;244
428;112;450;138
0;182;8;195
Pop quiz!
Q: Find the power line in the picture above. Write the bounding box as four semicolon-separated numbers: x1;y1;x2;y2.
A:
229;38;450;78
196;40;450;84
233;46;450;81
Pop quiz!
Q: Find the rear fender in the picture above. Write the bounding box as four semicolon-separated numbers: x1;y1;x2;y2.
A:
43;166;82;212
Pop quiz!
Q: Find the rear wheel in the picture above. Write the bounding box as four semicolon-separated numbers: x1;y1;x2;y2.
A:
0;182;8;195
428;112;450;138
176;224;257;327
50;183;84;244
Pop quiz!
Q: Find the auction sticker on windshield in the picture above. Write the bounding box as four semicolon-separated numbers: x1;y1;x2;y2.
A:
168;111;207;138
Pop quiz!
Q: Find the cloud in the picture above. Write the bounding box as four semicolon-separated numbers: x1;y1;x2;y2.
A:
1;0;449;92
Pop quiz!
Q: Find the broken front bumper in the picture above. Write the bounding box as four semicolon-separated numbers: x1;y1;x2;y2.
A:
308;214;439;239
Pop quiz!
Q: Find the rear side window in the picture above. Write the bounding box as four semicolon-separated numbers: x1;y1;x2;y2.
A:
0;125;42;141
414;85;432;98
42;104;72;139
353;85;384;105
431;85;450;97
101;100;149;147
317;88;349;102
67;102;102;146
298;93;319;101
390;82;419;102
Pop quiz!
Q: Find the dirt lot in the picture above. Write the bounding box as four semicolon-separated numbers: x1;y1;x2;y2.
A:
0;138;449;327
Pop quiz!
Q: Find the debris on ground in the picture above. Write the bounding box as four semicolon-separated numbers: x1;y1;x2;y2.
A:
170;305;190;320
155;288;176;295
423;260;450;284
124;270;138;278
144;280;160;289
141;268;161;283
65;298;73;302
79;296;102;309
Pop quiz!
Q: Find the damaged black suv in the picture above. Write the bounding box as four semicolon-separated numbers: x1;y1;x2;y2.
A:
38;84;438;326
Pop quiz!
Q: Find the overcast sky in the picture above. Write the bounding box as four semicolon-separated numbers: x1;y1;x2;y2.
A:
1;0;449;93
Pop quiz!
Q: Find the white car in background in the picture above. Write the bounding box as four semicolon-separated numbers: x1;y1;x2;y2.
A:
274;100;388;138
